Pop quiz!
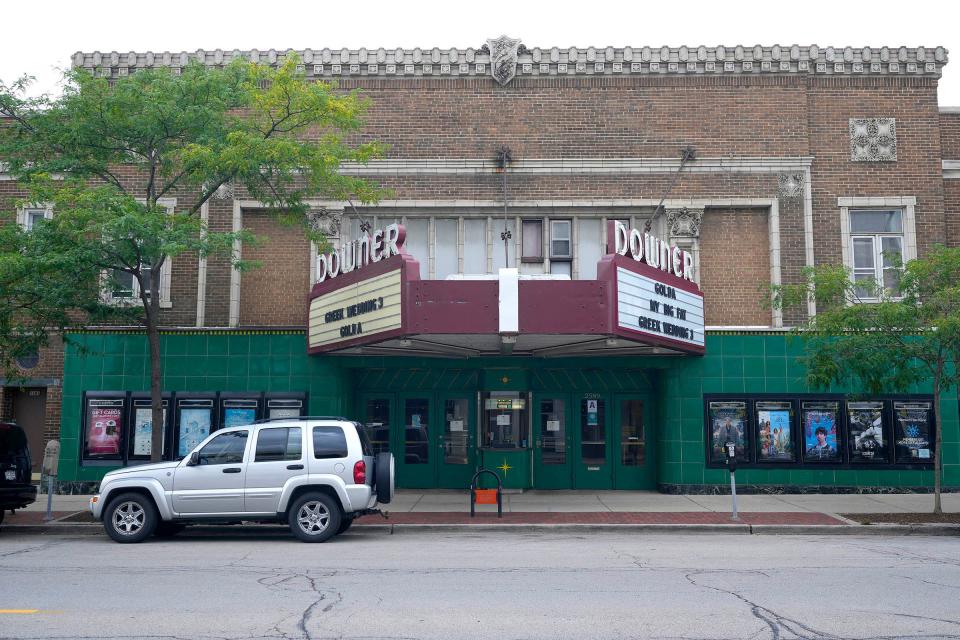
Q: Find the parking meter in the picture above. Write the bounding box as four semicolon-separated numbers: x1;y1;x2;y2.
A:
42;440;60;522
725;441;737;472
42;440;60;476
724;441;739;521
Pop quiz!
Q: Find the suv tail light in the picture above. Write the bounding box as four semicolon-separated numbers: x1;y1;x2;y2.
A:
353;460;366;485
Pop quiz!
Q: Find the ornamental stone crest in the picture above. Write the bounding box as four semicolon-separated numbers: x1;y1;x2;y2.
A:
486;35;521;85
666;207;704;238
777;173;805;198
850;118;897;162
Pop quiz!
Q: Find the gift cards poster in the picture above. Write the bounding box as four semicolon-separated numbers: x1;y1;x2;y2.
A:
86;402;123;456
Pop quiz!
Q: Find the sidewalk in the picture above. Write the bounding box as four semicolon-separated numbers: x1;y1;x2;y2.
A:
3;490;959;534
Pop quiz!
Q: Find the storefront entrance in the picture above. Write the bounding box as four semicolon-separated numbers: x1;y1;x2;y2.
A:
357;383;655;490
533;393;654;490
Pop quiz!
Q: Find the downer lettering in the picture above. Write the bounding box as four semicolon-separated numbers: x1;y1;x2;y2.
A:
324;297;384;338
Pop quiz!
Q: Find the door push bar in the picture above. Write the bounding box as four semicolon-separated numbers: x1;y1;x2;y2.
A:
469;468;503;518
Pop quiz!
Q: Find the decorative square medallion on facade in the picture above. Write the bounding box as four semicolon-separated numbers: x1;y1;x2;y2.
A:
849;118;897;162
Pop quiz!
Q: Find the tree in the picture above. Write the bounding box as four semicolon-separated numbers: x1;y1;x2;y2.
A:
0;57;384;461
771;247;960;513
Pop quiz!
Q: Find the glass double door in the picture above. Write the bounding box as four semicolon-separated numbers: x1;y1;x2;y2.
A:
360;393;476;489
533;393;654;490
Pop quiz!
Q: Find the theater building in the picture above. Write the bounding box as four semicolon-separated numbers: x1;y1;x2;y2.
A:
3;39;960;493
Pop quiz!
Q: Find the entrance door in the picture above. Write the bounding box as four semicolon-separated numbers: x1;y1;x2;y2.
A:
613;395;655;489
12;388;46;475
573;395;613;489
437;394;476;489
533;396;572;489
396;394;435;488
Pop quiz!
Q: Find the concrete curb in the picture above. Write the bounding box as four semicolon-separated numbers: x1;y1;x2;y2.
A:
3;522;958;536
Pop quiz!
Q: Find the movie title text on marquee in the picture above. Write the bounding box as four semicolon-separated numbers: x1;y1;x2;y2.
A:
616;267;705;348
308;268;403;349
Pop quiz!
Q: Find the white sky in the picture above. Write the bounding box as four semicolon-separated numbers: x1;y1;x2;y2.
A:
3;0;960;104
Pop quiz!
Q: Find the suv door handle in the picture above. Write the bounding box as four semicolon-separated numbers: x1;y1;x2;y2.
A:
222;467;242;474
286;464;304;470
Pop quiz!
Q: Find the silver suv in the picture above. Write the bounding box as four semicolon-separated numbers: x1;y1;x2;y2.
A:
89;417;394;543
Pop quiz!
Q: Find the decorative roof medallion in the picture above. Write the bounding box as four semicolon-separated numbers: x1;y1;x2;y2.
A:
486;35;521;85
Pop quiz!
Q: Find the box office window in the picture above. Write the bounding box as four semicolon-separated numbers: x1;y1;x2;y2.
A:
482;393;528;449
313;426;348;459
255;427;303;462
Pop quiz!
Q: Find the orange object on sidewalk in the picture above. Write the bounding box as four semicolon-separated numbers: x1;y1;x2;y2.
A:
474;489;498;505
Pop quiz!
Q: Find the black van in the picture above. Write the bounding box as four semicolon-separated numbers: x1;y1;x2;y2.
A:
0;421;37;525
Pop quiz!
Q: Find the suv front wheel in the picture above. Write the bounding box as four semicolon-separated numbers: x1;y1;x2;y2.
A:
104;492;158;543
289;492;342;543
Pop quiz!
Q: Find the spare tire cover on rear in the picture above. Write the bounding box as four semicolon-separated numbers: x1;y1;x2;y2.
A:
374;452;394;504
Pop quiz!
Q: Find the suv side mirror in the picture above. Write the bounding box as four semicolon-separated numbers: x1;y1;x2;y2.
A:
187;451;200;466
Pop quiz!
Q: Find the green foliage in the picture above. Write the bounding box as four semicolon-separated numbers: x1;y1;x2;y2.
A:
771;248;960;396
0;56;384;378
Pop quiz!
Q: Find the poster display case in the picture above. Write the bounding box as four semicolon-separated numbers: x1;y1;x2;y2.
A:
128;395;170;461
801;401;841;463
848;401;888;464
175;397;216;458
707;400;749;464
755;400;796;462
894;401;934;463
220;395;261;428
82;394;126;461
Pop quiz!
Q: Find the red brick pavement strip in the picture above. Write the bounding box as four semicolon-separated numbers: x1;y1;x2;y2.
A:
354;512;845;526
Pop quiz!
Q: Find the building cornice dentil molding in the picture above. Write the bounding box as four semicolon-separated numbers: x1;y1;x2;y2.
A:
72;43;948;81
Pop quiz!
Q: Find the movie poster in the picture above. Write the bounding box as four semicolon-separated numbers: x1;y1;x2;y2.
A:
801;401;841;463
848;401;887;463
224;407;257;428
756;401;795;462
709;401;748;464
894;402;933;463
178;408;212;457
86;401;123;456
133;406;167;457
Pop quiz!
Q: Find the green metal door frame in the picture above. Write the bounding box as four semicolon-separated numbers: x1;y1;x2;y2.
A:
395;392;436;488
572;393;614;489
612;393;656;489
532;393;574;489
436;392;477;489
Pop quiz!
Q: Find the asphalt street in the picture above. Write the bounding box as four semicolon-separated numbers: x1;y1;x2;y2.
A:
1;528;959;640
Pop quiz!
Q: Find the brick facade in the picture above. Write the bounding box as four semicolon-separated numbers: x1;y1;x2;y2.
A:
3;43;959;459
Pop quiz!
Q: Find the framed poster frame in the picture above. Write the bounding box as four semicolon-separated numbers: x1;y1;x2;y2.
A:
754;400;797;464
705;399;751;465
265;392;308;420
219;393;263;429
174;394;217;459
847;399;891;465
893;400;935;464
80;391;128;465
127;393;172;462
800;400;843;464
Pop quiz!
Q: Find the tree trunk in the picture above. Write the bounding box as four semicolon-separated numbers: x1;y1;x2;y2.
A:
147;261;164;463
933;383;943;515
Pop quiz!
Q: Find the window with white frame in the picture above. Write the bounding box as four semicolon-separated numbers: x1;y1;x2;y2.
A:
549;219;572;276
17;205;52;230
849;209;904;299
521;219;543;262
104;199;174;307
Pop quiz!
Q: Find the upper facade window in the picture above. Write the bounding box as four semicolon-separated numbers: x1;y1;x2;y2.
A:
850;209;903;299
102;198;175;308
16;205;52;230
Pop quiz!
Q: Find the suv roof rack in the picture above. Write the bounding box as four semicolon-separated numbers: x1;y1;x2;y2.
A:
253;415;351;424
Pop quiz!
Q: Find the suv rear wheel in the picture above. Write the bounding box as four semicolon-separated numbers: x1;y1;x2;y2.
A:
104;492;158;543
289;492;342;543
